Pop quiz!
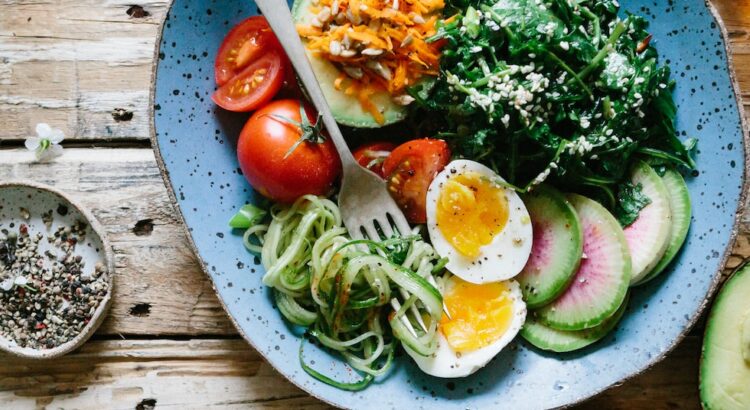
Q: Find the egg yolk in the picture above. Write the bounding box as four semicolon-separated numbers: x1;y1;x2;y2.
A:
436;172;509;258
439;277;514;352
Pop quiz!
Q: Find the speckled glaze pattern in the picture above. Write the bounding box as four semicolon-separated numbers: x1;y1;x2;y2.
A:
0;181;114;359
151;1;747;408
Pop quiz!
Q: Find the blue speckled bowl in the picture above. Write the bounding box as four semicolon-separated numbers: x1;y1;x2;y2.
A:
151;1;748;408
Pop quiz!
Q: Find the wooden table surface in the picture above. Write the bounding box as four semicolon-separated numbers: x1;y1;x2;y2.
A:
1;1;749;408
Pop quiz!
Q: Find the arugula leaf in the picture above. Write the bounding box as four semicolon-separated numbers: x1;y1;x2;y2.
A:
614;182;652;227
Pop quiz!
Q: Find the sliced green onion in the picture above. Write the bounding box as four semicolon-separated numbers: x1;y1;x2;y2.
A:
229;204;267;229
299;337;375;391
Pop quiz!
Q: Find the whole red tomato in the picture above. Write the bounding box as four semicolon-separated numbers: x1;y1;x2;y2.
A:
237;100;342;203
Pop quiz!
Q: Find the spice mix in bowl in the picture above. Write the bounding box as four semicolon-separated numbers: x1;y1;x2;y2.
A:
0;181;114;359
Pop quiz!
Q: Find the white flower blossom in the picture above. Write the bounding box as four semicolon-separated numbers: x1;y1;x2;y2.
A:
25;123;64;162
0;278;13;292
0;272;28;292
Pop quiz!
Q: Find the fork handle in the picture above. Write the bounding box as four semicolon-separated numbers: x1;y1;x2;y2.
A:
255;0;358;168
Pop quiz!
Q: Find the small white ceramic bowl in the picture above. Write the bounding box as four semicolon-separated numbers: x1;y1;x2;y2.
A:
0;181;114;359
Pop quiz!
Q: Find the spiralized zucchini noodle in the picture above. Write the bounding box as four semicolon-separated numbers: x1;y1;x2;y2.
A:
241;195;447;390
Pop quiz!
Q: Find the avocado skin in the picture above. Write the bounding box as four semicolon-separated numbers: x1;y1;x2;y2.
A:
700;262;750;409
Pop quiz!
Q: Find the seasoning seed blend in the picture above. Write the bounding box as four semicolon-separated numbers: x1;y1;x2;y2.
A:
0;209;109;350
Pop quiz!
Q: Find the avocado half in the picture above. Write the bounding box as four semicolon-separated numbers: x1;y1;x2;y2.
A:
700;261;750;409
291;0;407;128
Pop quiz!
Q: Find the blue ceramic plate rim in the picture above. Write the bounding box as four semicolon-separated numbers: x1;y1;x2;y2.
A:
148;1;749;407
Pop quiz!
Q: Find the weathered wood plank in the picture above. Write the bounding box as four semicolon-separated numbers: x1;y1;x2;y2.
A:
0;336;701;409
0;339;326;409
0;0;168;140
713;1;750;101
583;337;702;409
0;148;236;336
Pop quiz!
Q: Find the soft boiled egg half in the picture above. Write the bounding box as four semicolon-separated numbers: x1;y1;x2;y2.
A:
404;275;526;378
426;160;533;284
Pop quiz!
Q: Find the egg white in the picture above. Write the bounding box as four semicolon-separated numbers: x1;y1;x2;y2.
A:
426;160;533;284
404;279;527;378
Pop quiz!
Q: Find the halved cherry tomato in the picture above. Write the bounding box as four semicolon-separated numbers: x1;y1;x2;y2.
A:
353;142;396;177
237;100;342;203
214;16;281;86
212;49;285;112
382;139;451;224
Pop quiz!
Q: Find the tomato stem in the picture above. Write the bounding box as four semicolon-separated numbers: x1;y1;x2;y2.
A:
266;102;326;159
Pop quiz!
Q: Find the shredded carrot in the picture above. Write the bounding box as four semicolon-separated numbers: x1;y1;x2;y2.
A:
442;13;458;24
334;74;345;90
297;0;444;124
358;87;385;124
297;25;323;37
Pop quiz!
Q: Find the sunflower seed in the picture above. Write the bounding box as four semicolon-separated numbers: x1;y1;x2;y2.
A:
410;12;425;24
340;49;357;58
346;9;361;25
317;6;332;23
329;40;342;56
366;60;392;80
361;48;384;56
393;95;415;105
400;34;413;47
342;66;364;79
331;0;340;15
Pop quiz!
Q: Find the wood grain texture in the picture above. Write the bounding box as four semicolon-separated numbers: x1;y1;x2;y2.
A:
0;339;326;409
0;0;748;408
0;0;168;141
714;0;750;102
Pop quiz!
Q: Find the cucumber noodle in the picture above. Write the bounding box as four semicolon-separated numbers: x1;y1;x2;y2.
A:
241;195;446;390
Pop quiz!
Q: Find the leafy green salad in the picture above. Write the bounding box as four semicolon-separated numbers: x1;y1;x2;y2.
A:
411;0;695;209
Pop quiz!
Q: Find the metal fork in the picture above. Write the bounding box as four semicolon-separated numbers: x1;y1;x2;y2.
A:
255;0;411;241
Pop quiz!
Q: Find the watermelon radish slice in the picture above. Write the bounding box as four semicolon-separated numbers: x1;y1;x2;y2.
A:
521;294;629;353
623;161;673;285
634;169;692;286
536;194;631;331
517;185;583;309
